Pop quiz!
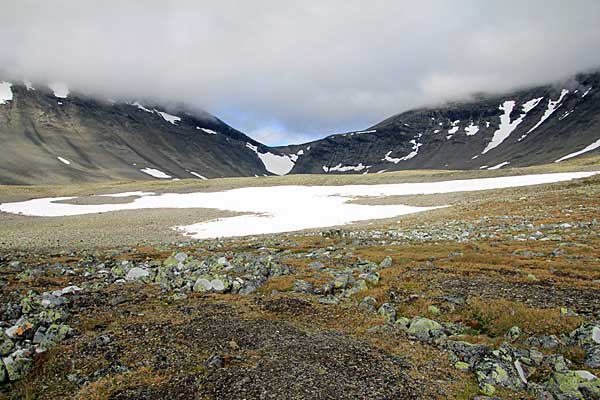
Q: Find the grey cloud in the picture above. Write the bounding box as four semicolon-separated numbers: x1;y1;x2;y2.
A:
1;0;599;145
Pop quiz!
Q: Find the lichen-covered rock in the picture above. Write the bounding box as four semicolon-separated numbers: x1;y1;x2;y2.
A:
379;256;393;268
358;296;377;313
125;267;150;281
193;278;213;292
444;340;489;365
0;332;14;357
377;303;396;322
293;280;313;293
407;317;445;341
344;279;367;297
505;324;519;338
0;359;6;383
2;350;33;381
569;321;600;368
545;369;600;399
333;274;352;289
473;345;527;392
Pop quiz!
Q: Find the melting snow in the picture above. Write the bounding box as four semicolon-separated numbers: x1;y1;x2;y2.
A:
24;80;35;91
49;82;69;98
382;151;401;164
483;98;542;152
433;129;440;134
524;90;569;135
487;161;510;170
554;138;600;162
324;163;370;173
140;168;172;179
132;102;154;113
479;166;489;169
376;170;388;174
446;120;460;139
57;156;71;165
582;87;592;98
190;172;208;180
156;111;181;125
558;110;573;120
1;172;596;239
246;143;294;175
0;81;13;104
464;123;480;136
199;127;217;134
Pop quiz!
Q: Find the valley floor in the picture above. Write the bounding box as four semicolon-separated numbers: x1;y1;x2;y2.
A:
1;156;599;399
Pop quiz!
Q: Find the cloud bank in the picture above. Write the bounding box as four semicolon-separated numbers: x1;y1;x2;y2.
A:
1;0;599;145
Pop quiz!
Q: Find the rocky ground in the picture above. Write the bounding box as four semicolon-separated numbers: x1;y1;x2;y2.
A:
1;169;600;399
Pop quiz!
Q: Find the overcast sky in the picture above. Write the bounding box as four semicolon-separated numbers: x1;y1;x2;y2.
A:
1;0;600;145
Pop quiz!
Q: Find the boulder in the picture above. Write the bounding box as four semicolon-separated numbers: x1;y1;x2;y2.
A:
545;369;600;399
125;267;150;281
377;303;396;322
407;317;445;341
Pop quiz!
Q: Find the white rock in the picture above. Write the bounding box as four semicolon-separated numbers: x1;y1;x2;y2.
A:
125;267;150;281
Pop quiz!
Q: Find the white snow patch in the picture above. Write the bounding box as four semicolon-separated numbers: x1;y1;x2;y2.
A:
479;166;489;169
49;82;69;98
140;168;172;179
190;172;208;180
0;81;13;104
246;143;294;175
471;155;479;160
484;98;542;152
132;102;154;113
525;90;569;135
325;163;370;172
558;110;573;120
487;161;510;170
57;156;71;165
582;87;592;98
433;129;440;134
23;80;35;91
156;111;181;125
376;170;387;174
464;123;480;136
199;127;217;134
382;151;401;164
485;121;491;128
555;137;600;162
1;172;596;239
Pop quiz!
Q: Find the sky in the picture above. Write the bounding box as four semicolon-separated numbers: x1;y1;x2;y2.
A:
1;1;600;146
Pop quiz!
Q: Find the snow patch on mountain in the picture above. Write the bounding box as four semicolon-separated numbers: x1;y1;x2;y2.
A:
582;87;592;98
524;90;569;135
246;143;294;175
446;120;460;139
57;156;71;165
49;83;69;98
132;102;154;113
487;161;510;170
555;138;600;162
140;168;172;179
23;80;35;91
323;163;370;173
484;97;543;152
0;82;13;104
464;123;480;136
198;127;217;134
190;171;208;180
156;111;181;125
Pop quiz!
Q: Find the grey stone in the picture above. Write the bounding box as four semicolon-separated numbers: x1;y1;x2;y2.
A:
204;353;224;368
407;317;445;341
358;296;377;313
125;267;150;281
174;252;188;262
377;303;396;323
193;278;212;292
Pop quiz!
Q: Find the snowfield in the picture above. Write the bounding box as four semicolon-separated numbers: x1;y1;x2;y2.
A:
0;81;13;104
0;172;596;239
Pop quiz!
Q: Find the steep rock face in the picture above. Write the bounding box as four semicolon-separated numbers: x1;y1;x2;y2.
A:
280;72;600;174
0;82;275;184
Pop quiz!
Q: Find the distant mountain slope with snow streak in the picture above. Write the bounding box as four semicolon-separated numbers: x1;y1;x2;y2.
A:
279;71;600;174
0;82;287;184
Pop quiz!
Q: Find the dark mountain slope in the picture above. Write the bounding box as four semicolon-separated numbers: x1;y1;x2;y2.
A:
280;72;600;174
0;82;275;185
